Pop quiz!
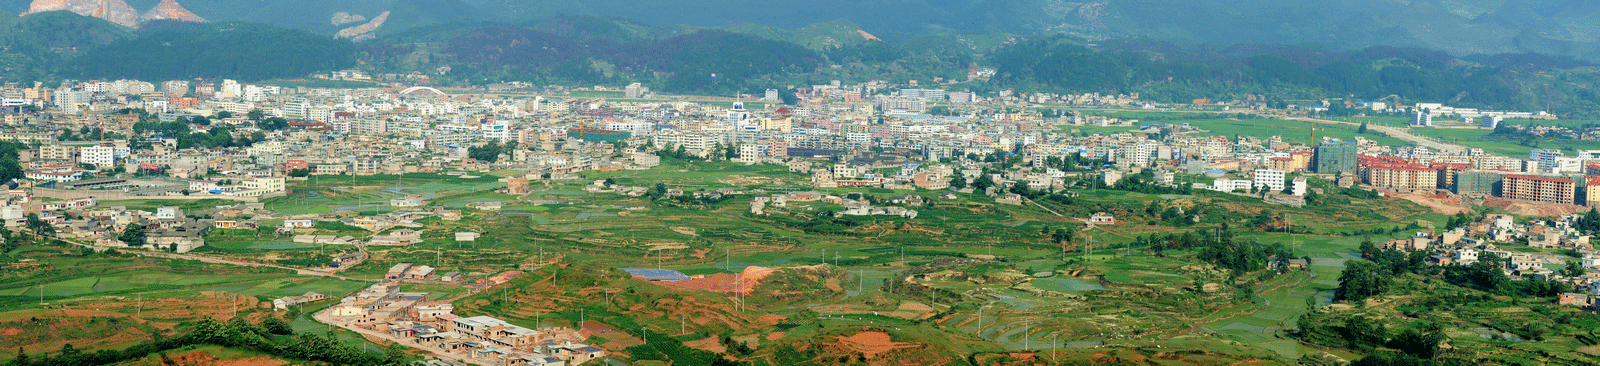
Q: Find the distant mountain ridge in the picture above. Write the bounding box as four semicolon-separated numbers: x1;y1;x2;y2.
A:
9;0;1600;62
139;0;201;23
20;0;199;27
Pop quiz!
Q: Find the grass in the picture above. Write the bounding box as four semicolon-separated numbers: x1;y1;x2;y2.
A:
11;149;1487;364
1181;118;1410;147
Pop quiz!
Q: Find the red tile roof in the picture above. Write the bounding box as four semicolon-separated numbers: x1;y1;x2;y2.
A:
1506;174;1575;184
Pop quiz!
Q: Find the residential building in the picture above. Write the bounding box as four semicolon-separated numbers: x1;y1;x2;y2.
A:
1253;169;1286;192
1364;163;1438;191
1503;174;1576;205
78;145;115;167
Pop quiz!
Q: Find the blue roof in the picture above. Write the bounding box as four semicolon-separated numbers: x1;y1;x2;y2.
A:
620;268;691;281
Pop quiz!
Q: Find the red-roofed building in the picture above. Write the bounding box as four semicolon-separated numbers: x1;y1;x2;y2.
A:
1503;174;1576;205
1587;175;1600;207
287;121;327;129
1586;165;1600;176
1265;157;1295;172
1364;163;1438;191
1432;162;1472;190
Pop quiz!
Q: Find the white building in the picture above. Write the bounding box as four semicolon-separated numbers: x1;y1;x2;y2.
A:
78;145;116;167
1482;115;1502;129
481;119;510;142
1253;169;1286;192
1411;110;1432;127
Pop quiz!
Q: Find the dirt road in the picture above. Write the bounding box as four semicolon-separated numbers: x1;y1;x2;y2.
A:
57;237;364;281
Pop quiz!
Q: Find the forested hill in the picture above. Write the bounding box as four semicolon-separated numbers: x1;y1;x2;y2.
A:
368;19;1600;118
12;0;1600;64
9;11;1600;118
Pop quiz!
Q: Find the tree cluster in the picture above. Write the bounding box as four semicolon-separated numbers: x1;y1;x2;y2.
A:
8;316;407;366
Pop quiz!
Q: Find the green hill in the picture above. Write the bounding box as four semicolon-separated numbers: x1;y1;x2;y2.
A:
70;21;358;81
0;11;133;80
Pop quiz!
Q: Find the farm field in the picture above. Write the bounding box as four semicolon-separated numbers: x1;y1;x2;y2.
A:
3;149;1540;365
0;246;378;358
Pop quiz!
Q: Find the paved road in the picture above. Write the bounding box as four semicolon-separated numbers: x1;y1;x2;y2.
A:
1287;117;1469;153
314;308;486;366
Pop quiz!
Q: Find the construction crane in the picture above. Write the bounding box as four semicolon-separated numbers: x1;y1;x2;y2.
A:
1268;124;1325;146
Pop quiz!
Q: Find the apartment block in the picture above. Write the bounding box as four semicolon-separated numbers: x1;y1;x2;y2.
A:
1503;174;1576;205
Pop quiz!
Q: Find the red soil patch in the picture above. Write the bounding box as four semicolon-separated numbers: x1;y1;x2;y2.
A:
657;266;777;295
758;313;786;326
0;327;19;336
584;320;643;349
683;336;728;354
829;331;917;358
766;332;786;341
1484;197;1586;217
857;30;882;41
1391;191;1470;215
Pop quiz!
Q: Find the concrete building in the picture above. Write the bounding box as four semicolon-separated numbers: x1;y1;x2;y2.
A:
78;145;115;167
1364;163;1438;191
1253;169;1286;192
1453;171;1504;196
1315;141;1358;175
1411;110;1432;127
1503;174;1576;205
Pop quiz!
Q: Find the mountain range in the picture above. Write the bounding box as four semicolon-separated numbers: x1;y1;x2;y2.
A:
19;0;201;27
7;1;1600;118
10;0;1600;61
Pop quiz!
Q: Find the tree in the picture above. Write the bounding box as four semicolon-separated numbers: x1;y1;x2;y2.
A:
119;224;146;247
468;141;505;163
972;174;995;192
25;213;53;237
257;117;290;131
603;178;616;186
288;168;310;177
1342;315;1388;350
1565;260;1586;277
0;157;21;182
1336;260;1388;302
1358;239;1378;259
261;317;294;335
948;175;967;189
1357;122;1368;134
1387;323;1446;359
649;183;668;200
246;109;265;122
215;111;234;119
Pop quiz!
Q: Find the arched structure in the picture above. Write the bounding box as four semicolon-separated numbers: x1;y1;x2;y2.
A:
399;86;447;96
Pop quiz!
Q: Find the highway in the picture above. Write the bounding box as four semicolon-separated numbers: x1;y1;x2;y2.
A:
1286;116;1470;153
